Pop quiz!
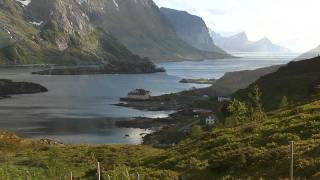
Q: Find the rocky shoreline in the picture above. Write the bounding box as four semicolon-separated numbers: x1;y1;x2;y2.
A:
32;65;166;75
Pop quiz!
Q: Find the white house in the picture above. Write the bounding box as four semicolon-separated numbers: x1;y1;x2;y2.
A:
126;89;151;100
218;96;231;102
206;116;216;126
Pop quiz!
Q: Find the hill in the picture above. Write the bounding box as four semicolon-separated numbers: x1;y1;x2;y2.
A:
234;56;320;110
294;45;320;61
209;65;282;96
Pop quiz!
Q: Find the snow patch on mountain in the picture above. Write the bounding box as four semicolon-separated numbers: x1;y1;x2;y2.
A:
29;21;43;26
15;0;31;6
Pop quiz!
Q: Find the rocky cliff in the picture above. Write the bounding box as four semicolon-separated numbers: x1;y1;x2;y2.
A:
160;7;225;54
76;0;230;61
0;0;158;73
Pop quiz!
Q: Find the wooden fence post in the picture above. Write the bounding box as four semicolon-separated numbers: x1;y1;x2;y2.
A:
290;141;294;180
70;171;73;180
97;162;101;180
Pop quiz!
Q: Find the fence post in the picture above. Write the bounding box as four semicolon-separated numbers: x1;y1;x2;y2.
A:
290;141;294;180
136;172;140;180
97;162;101;180
70;171;73;180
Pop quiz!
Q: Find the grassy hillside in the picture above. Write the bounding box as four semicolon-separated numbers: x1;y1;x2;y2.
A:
0;133;177;179
234;56;320;111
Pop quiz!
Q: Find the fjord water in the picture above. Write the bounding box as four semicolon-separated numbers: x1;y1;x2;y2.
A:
0;54;296;144
159;54;297;79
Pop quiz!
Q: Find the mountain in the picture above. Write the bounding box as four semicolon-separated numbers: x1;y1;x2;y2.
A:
160;7;226;54
294;45;320;61
211;31;291;54
74;0;230;62
0;0;158;73
234;56;320;110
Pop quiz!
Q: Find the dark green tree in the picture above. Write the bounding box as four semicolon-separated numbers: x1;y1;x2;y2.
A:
279;96;289;108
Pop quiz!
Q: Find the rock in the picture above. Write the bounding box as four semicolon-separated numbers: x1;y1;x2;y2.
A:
39;138;64;145
0;131;20;140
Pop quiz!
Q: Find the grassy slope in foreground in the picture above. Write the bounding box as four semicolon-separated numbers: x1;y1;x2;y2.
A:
234;56;320;111
1;99;320;179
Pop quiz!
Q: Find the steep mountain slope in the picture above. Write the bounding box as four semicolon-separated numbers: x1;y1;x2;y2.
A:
77;0;230;61
294;45;320;61
234;56;320;110
160;7;225;54
211;31;291;54
0;0;158;73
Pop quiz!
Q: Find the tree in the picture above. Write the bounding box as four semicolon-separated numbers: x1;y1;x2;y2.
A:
279;96;289;108
248;85;267;121
189;125;203;138
227;99;248;122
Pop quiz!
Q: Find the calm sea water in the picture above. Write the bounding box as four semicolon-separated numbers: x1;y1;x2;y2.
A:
159;54;297;79
0;54;296;144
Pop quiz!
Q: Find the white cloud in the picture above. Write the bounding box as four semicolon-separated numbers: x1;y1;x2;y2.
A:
154;0;320;52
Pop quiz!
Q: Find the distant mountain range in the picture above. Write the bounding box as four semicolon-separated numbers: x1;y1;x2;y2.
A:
160;7;226;54
211;31;291;54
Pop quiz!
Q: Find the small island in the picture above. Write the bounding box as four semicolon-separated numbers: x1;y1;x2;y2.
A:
0;79;48;98
179;78;216;84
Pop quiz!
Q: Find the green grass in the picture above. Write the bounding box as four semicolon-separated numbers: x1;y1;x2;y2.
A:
153;100;320;179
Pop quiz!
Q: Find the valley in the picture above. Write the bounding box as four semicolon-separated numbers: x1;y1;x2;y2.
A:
0;0;319;179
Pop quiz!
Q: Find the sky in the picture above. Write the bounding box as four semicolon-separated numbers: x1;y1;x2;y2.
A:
154;0;320;52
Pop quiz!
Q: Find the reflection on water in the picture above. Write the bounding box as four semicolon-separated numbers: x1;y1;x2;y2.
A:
0;55;296;144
